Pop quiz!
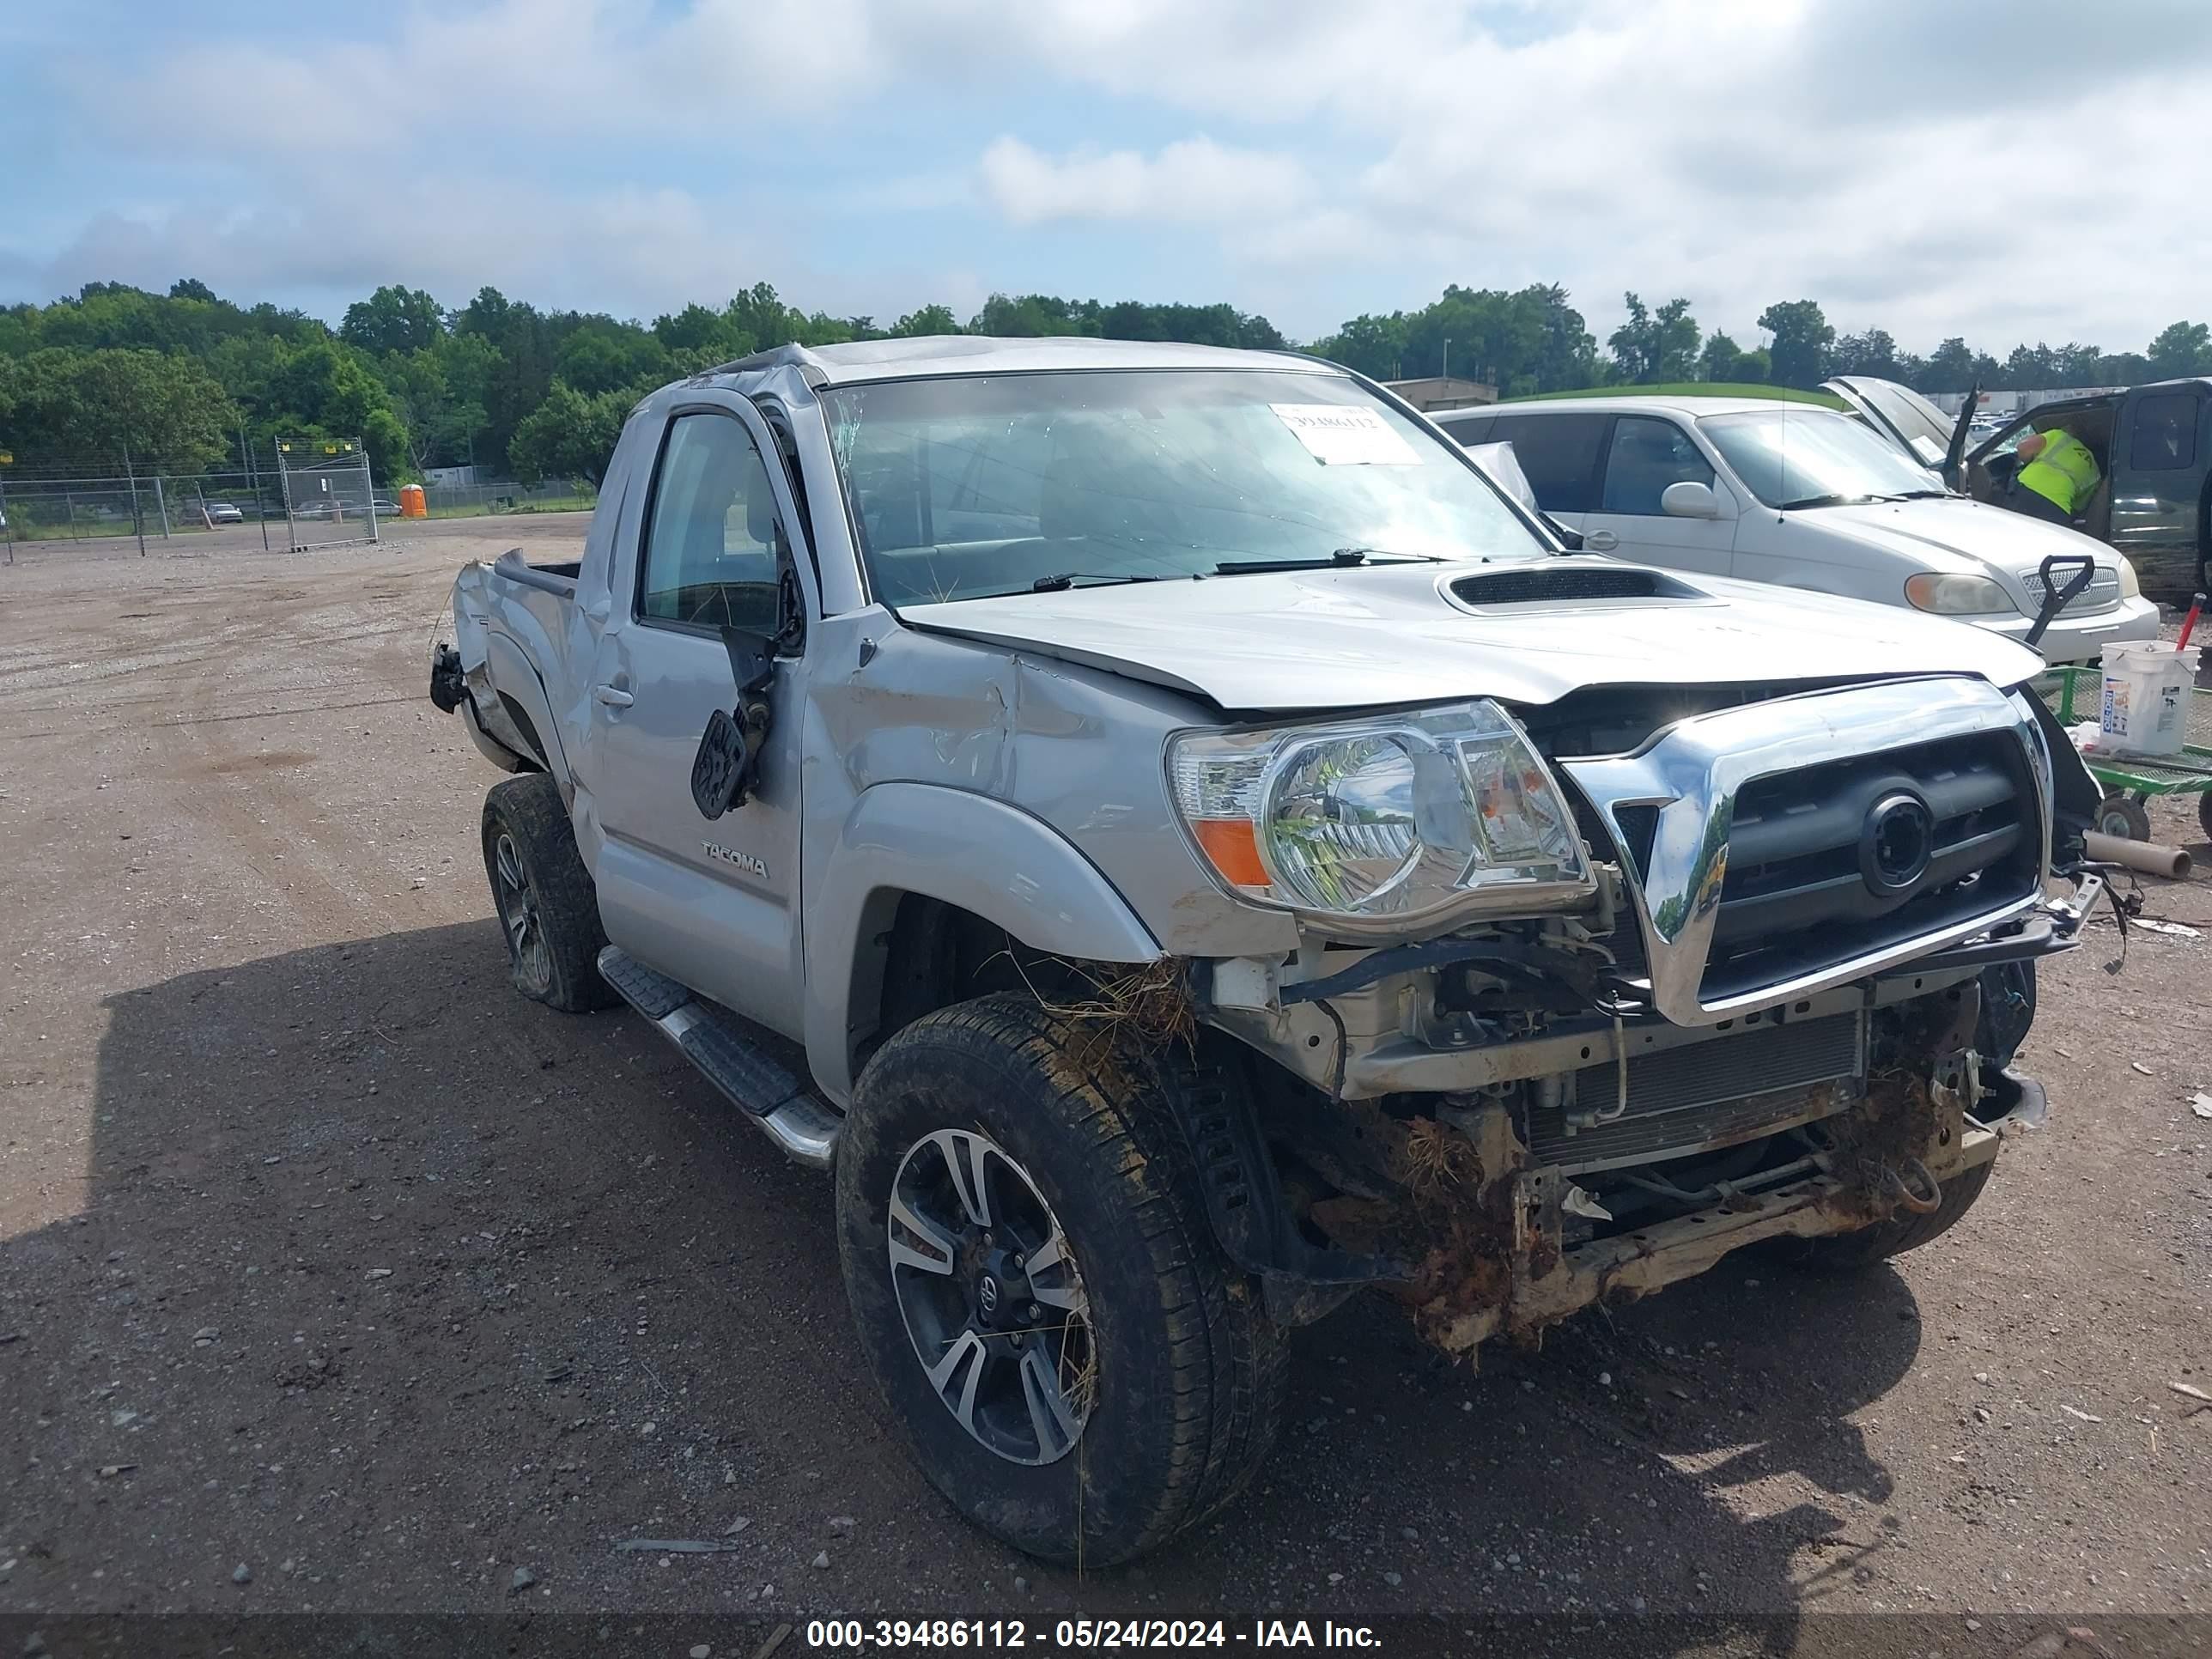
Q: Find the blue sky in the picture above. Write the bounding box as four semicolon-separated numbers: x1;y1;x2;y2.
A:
4;0;2207;354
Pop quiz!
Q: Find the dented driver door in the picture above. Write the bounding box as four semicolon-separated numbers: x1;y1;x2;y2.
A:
586;396;813;1041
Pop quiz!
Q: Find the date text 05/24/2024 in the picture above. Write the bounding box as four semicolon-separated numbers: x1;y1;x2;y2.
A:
804;1620;1382;1650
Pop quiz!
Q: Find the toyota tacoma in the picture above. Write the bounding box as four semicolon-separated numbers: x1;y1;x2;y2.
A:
429;337;2104;1565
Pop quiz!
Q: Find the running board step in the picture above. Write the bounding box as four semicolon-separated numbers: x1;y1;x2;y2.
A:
596;946;840;1170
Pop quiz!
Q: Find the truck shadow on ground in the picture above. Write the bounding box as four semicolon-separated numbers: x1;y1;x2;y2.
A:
2;920;1921;1632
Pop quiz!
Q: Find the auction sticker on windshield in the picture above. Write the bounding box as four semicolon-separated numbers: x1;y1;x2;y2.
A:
1271;403;1420;465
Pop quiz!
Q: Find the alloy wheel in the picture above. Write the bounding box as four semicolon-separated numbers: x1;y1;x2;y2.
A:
886;1128;1095;1466
491;830;552;994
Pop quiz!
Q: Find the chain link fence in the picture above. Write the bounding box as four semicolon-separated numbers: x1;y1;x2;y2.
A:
421;477;599;519
273;437;380;549
0;444;599;562
0;465;285;557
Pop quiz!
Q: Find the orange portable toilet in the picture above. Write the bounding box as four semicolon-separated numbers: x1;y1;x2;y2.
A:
399;483;428;519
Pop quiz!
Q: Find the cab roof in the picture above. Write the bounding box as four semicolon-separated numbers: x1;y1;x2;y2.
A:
696;334;1332;388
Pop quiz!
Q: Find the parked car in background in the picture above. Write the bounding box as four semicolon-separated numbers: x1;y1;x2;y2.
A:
370;497;401;516
1436;395;2157;664
204;501;244;524
1818;374;2212;596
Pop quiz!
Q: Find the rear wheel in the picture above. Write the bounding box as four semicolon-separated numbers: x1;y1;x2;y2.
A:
480;773;615;1012
2197;789;2212;848
835;994;1286;1565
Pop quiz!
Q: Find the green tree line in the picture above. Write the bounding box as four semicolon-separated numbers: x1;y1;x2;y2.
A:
4;276;2209;488
1308;287;2212;402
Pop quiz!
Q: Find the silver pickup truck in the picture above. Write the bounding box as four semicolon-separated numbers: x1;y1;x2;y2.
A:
430;337;2105;1565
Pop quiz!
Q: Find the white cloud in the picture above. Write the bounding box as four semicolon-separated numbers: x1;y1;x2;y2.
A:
3;181;932;331
979;137;1310;225
102;0;894;165
958;0;2212;351
14;0;2212;351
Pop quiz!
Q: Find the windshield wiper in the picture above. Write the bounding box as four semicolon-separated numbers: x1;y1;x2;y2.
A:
1774;493;1872;510
1213;546;1446;576
1029;571;1165;592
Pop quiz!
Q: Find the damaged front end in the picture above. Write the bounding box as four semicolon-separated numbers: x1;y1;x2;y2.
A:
1186;674;2098;1358
1315;981;2027;1354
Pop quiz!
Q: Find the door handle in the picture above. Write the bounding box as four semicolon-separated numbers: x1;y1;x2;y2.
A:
1583;530;1620;551
592;684;634;708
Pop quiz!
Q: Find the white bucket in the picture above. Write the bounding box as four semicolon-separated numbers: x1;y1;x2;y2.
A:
2100;641;2199;757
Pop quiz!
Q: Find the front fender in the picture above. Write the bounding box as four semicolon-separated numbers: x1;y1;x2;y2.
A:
805;782;1162;1106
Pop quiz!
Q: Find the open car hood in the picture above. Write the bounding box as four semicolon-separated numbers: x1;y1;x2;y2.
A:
897;556;2045;714
1823;374;1966;471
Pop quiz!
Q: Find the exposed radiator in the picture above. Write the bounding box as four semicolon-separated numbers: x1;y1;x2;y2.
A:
1526;1011;1863;1175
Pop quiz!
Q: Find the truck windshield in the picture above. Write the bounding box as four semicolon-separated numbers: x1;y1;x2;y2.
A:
821;369;1545;605
1700;408;1945;509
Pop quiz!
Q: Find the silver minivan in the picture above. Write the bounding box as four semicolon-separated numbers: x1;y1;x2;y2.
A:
1437;394;2159;664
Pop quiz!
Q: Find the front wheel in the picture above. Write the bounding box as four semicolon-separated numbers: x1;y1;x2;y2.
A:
835;995;1286;1566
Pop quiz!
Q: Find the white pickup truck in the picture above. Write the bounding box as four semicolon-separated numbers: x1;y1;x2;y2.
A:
430;337;2105;1565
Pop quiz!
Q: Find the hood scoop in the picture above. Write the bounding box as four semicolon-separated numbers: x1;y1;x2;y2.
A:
1445;564;1698;610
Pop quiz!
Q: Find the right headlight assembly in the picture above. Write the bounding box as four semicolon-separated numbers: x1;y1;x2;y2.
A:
1167;701;1594;939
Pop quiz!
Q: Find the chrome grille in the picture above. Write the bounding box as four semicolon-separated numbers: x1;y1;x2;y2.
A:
2022;568;2121;617
1703;733;2039;1003
1558;677;2049;1025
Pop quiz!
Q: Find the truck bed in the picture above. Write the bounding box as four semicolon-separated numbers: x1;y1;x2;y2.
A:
448;549;595;780
490;547;581;593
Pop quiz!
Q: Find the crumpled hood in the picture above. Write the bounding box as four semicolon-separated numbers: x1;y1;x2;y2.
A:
1808;497;2112;581
897;556;2045;714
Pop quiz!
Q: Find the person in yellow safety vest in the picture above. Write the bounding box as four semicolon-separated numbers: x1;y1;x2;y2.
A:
2008;425;2100;527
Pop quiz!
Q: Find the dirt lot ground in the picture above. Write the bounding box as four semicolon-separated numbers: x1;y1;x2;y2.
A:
1;520;2207;1656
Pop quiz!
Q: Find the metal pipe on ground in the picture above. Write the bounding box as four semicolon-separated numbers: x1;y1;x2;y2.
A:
2083;830;2193;880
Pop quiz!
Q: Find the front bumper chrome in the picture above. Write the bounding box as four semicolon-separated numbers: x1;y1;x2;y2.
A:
1560;676;2051;1027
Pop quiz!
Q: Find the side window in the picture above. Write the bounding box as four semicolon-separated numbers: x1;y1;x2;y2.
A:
2130;392;2200;472
1489;414;1607;513
1437;415;1494;446
1599;416;1714;514
640;413;787;633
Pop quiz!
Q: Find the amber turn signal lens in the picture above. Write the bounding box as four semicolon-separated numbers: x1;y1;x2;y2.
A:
1192;817;1267;890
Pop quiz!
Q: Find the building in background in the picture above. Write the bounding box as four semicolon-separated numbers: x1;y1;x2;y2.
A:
1924;387;2130;418
1384;375;1498;413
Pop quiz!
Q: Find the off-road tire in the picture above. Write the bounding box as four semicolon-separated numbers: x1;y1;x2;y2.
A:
836;994;1288;1566
1793;1158;1996;1271
480;773;616;1012
2197;787;2212;848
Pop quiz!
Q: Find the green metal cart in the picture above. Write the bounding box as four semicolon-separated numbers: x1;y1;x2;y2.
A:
2035;664;2212;842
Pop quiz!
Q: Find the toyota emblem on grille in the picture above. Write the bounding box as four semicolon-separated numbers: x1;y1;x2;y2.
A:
1861;791;1935;897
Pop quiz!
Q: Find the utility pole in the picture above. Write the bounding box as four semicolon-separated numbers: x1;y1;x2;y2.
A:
1443;337;1451;382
